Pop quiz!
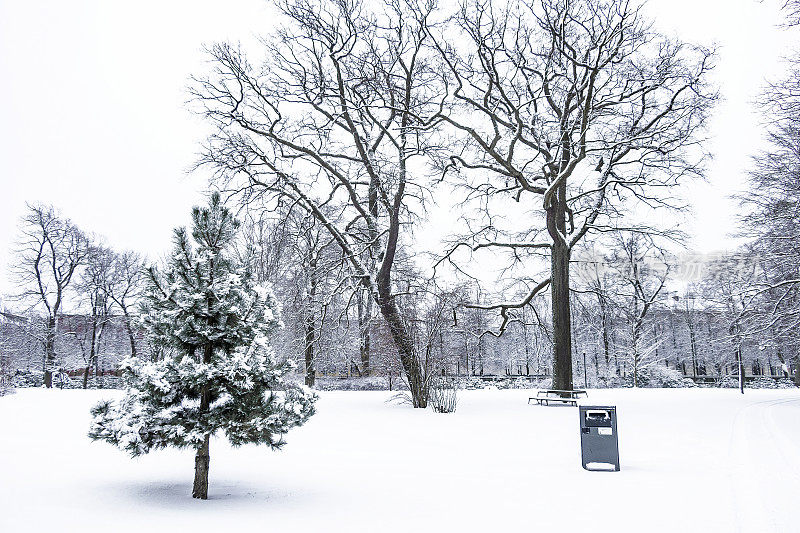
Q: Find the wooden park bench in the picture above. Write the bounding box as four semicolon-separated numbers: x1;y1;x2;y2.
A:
528;389;588;406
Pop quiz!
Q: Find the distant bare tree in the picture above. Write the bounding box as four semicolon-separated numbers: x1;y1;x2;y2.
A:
432;0;715;391
105;251;146;359
285;215;344;387
239;207;349;387
607;234;671;387
679;286;702;378
700;256;763;393
74;245;115;388
11;204;90;387
573;246;619;377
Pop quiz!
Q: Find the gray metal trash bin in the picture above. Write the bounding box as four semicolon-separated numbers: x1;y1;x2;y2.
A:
579;405;620;471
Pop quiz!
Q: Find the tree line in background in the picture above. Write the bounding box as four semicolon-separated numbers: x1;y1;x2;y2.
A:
2;0;800;402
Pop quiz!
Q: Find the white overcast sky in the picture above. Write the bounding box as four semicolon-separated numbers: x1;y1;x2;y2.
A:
0;0;798;298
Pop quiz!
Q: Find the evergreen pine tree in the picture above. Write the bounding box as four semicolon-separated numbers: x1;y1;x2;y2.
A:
89;193;316;499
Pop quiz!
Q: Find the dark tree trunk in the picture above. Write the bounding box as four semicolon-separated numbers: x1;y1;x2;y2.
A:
303;257;318;387
304;313;316;387
44;315;56;388
632;321;641;388
477;334;484;376
737;346;745;394
729;320;745;395
522;308;532;375
83;318;99;389
193;434;210;500
361;328;371;375
375;290;426;408
374;175;426;407
793;356;800;386
123;311;137;358
357;289;372;376
548;174;573;392
689;321;698;378
193;343;213;499
549;236;573;391
600;302;611;375
463;332;469;377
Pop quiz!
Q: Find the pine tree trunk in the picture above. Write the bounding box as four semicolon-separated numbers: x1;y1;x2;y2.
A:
193;343;213;499
193;434;210;500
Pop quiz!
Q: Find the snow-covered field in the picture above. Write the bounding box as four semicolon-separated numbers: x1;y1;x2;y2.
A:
1;388;799;533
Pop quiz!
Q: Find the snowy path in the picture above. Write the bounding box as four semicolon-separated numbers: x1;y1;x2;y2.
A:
1;388;799;532
729;396;800;533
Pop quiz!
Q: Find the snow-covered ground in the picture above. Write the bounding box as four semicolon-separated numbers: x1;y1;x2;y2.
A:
1;388;799;532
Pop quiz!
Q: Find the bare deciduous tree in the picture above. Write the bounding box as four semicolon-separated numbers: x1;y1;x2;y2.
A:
193;0;447;407
607;234;670;387
433;0;715;391
74;245;115;388
12;204;90;387
105;251;145;359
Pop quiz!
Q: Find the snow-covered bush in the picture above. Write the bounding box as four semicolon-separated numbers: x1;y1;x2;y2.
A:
53;371;79;389
10;369;43;388
88;194;317;499
13;369;79;389
747;377;797;389
458;377;486;390
625;365;696;388
749;377;778;389
715;376;742;388
771;378;798;389
503;377;550;389
455;376;550;390
716;376;798;389
313;376;400;391
595;375;627;388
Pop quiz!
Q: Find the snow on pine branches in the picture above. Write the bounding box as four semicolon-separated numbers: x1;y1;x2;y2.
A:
88;193;316;499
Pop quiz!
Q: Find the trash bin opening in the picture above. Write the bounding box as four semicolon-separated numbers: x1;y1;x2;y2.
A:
585;410;610;421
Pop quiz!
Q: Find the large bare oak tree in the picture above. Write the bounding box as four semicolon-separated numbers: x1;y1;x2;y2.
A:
431;0;715;390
